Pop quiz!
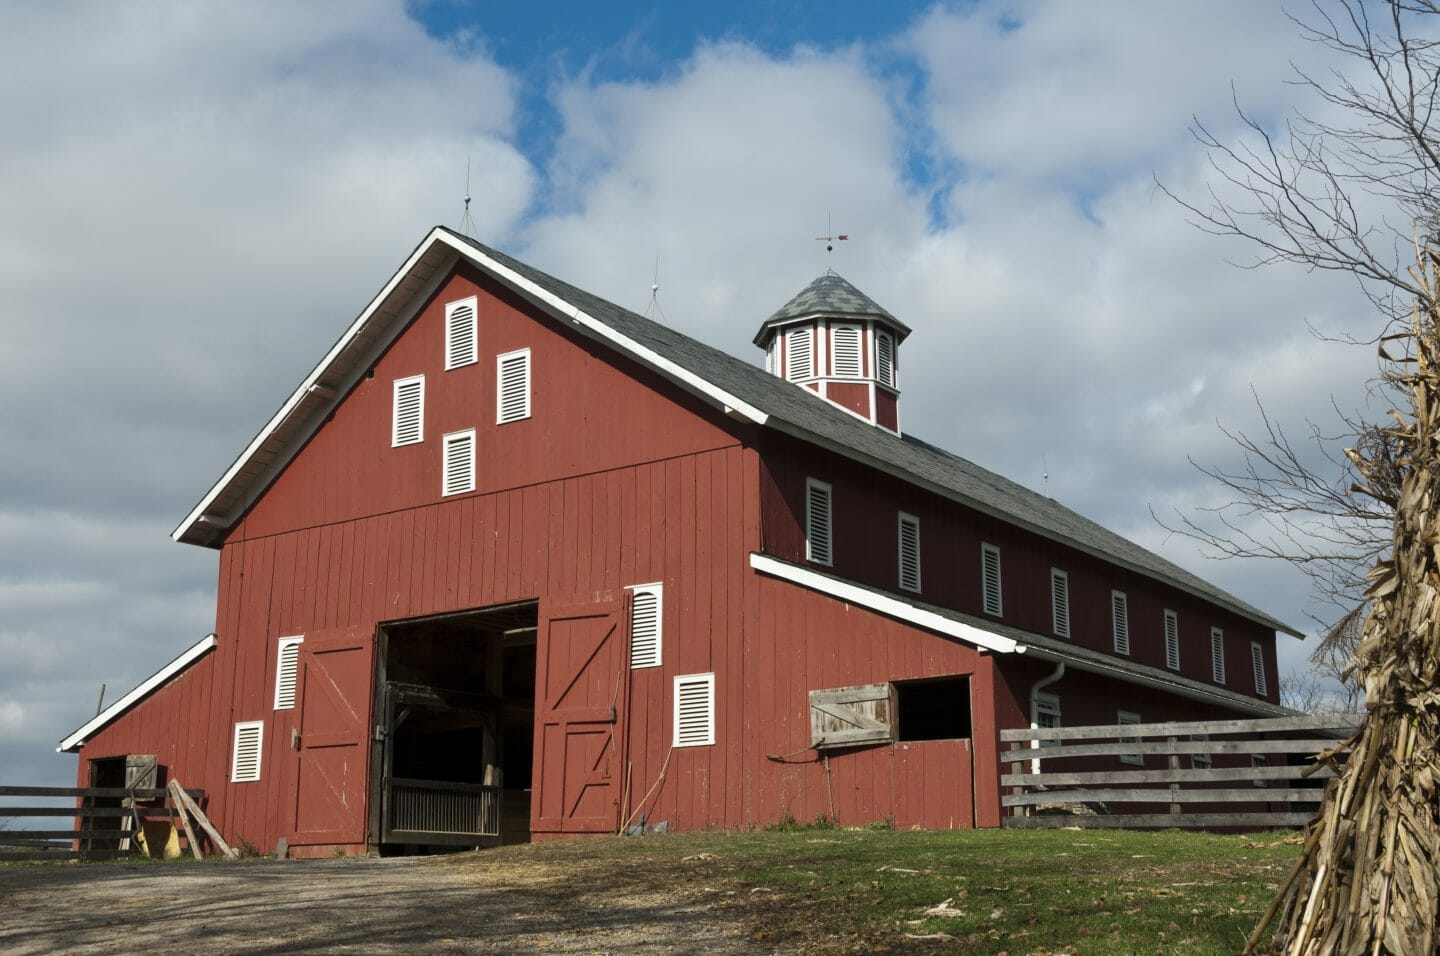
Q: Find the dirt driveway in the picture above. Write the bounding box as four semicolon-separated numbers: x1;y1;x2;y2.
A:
0;852;771;955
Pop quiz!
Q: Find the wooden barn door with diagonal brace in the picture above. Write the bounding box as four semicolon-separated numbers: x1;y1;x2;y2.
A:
531;594;628;835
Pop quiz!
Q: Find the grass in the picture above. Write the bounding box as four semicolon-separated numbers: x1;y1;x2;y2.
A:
446;826;1301;954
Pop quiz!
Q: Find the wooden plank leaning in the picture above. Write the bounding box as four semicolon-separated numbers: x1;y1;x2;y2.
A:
167;780;204;861
168;780;235;859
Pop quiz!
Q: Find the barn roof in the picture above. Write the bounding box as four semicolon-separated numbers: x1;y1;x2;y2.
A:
173;226;1302;638
751;271;911;345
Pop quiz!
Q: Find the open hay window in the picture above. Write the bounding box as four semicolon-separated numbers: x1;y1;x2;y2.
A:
809;676;972;749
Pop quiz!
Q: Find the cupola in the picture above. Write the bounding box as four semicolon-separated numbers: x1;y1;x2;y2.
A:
755;272;911;433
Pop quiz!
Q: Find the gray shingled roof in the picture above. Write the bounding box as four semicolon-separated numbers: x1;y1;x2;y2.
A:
752;271;910;345
442;228;1300;637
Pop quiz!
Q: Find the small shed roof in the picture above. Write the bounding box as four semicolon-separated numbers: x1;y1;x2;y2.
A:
58;634;217;752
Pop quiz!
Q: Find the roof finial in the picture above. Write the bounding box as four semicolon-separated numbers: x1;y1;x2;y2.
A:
815;212;848;272
460;154;478;239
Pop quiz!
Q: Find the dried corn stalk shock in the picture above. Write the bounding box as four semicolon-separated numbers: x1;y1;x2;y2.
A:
1249;242;1440;955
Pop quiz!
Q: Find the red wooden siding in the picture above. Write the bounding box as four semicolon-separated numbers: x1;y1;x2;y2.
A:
823;381;870;418
757;432;1281;705
875;390;898;431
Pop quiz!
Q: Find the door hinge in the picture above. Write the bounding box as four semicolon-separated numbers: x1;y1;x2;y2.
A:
373;724;386;742
291;728;302;750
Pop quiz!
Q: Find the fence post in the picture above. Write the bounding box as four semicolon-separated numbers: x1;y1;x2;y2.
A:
1009;740;1028;819
1168;735;1181;816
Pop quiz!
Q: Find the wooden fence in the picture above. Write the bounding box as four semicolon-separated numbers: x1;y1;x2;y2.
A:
0;785;207;862
1001;714;1360;830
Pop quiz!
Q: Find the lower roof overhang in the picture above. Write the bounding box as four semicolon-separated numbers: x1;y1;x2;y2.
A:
58;634;218;753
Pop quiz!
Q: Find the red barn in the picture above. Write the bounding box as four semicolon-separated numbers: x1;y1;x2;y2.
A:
60;227;1298;856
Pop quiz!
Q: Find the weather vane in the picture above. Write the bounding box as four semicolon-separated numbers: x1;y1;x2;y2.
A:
816;213;849;256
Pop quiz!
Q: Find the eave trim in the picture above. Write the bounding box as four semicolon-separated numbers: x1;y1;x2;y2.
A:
58;634;218;753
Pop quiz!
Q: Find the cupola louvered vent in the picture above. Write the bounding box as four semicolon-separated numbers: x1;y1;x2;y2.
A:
981;543;1002;616
898;513;921;592
273;636;303;710
832;325;862;377
629;585;662;669
876;331;895;388
805;479;833;566
497;349;531;423
445;296;478;370
1164;610;1180;671
392;375;424;446
1111;590;1130;655
786;327;813;382
442;429;476;496
231;721;264;783
674;673;715;747
1050;569;1070;638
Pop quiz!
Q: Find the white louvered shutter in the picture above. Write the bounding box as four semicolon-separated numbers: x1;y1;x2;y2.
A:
1211;628;1226;683
273;636;303;710
1164;610;1180;671
1111;591;1130;655
392;376;424;446
231;721;264;783
674;673;715;747
496;349;531;423
981;544;1002;616
442;429;475;496
831;325;862;377
875;331;895;387
805;479;833;566
786;327;813;381
445;296;478;370
1050;569;1070;638
629;585;662;669
1251;642;1268;695
898;513;921;592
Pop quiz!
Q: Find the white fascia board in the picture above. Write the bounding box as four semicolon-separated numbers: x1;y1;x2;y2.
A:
58;634;218;753
433;232;769;426
173;229;454;543
749;552;1019;654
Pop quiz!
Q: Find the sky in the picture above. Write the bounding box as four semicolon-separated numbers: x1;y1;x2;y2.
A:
0;1;1400;787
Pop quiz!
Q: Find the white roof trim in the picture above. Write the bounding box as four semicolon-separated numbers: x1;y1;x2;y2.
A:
58;634;218;753
749;552;1020;654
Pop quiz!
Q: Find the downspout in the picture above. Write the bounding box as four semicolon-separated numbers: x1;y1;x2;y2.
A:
1028;662;1065;777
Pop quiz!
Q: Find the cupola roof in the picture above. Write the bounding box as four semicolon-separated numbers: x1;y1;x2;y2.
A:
752;271;911;346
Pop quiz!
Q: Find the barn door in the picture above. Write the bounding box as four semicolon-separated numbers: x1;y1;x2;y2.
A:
532;594;628;834
286;625;375;848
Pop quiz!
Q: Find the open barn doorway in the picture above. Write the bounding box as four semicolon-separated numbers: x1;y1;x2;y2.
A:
371;600;537;854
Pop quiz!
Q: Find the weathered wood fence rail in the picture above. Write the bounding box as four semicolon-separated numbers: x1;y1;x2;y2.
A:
0;785;206;862
1001;715;1361;830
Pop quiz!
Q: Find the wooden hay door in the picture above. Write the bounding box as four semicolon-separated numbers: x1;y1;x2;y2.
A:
284;625;374;852
531;593;629;835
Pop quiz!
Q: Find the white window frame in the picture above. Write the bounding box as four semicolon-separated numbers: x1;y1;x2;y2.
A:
980;543;1002;616
1117;710;1143;766
391;374;425;447
673;672;715;747
496;348;532;424
273;636;304;711
897;512;921;593
1050;569;1070;639
805;478;833;566
1163;609;1180;671
1189;734;1212;770
1211;627;1226;684
230;720;264;783
1111;590;1130;655
444;295;479;370
785;326;813;382
1252;754;1268;788
1033;691;1061;729
627;583;663;669
441;428;476;497
1251;641;1268;696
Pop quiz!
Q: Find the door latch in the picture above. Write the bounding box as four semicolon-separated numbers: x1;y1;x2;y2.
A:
291;728;301;750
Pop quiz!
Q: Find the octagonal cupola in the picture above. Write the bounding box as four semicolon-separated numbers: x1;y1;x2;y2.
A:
755;271;911;433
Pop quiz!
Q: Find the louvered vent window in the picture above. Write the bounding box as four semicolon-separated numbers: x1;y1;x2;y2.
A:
629;584;662;669
1050;569;1070;638
674;673;715;747
231;721;264;783
273;636;303;710
805;479;833;566
898;513;921;592
496;349;531;423
1211;628;1226;684
876;331;895;388
831;325;862;377
442;429;476;496
765;340;776;374
786;327;813;382
445;296;478;370
1111;590;1130;655
1251;642;1268;696
981;543;1002;616
1164;610;1180;671
392;375;424;446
